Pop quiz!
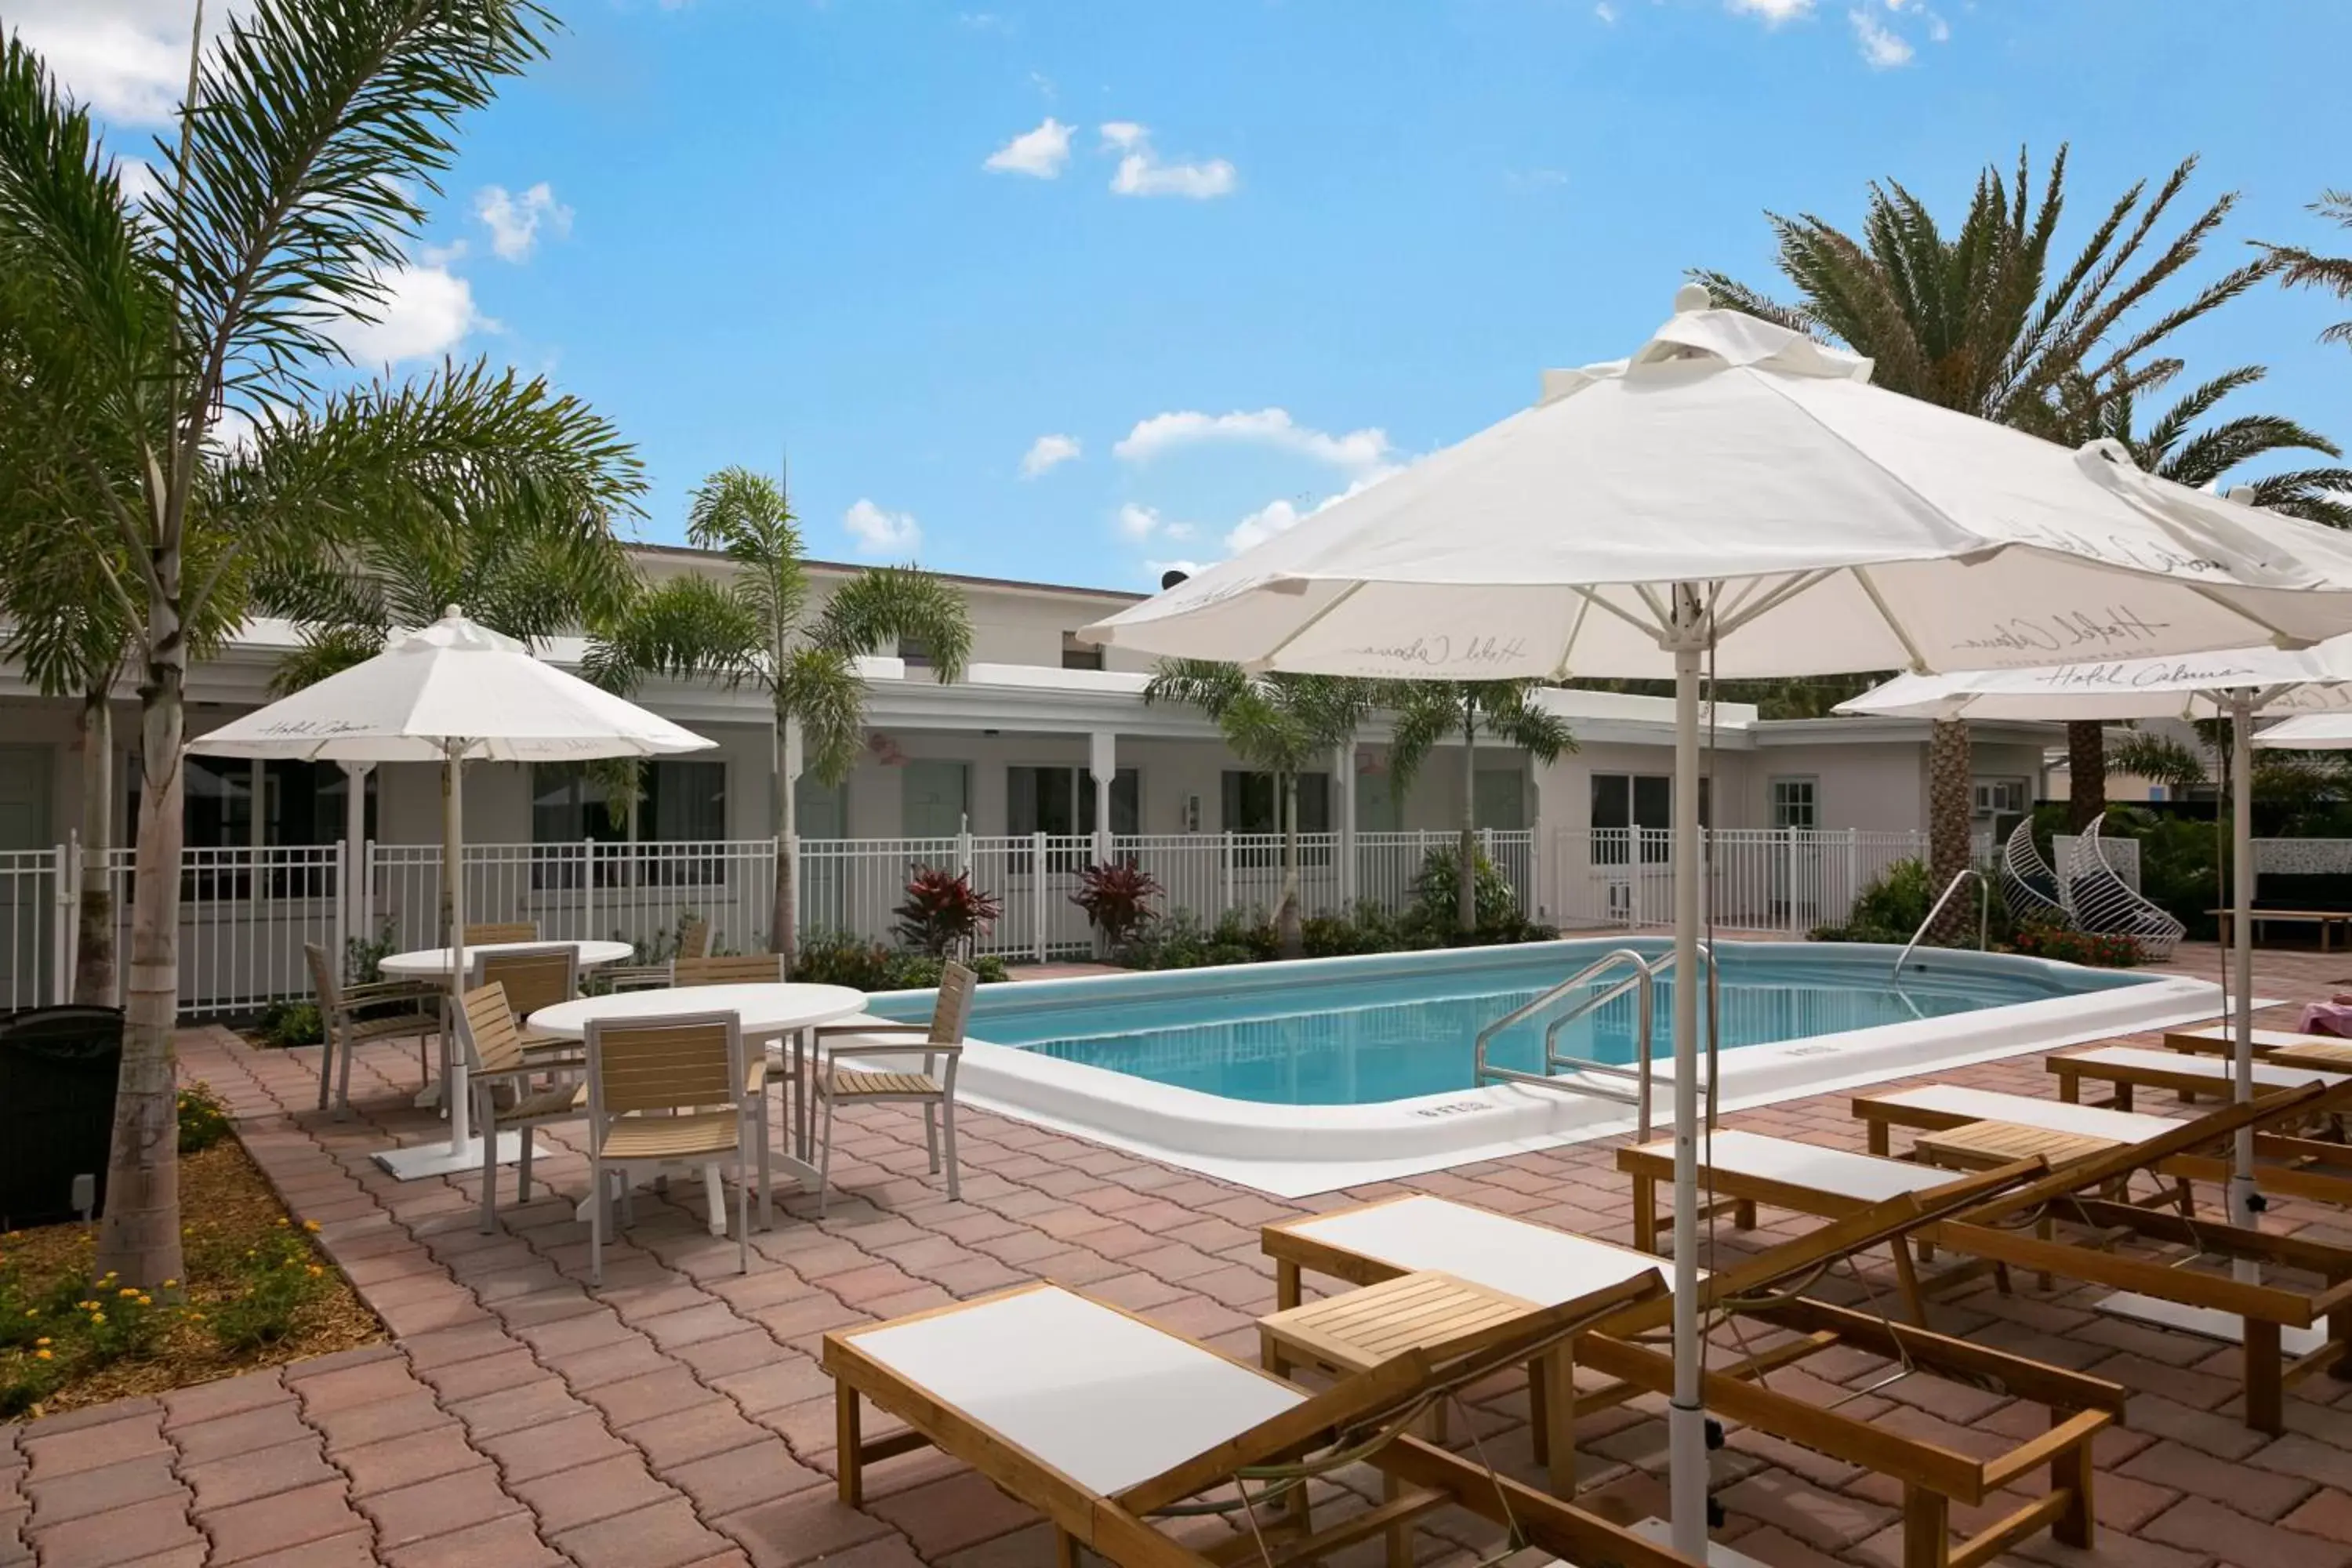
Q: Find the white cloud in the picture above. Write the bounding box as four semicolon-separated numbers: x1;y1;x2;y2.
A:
1849;8;1915;65
1594;2;1618;20
1165;521;1196;540
1225;466;1404;554
331;263;489;366
6;1;251;125
1100;123;1237;200
1020;433;1081;477
984;118;1073;178
114;156;162;207
1116;503;1161;540
1727;0;1813;22
844;499;922;558
475;182;572;263
1924;9;1951;41
1114;408;1391;474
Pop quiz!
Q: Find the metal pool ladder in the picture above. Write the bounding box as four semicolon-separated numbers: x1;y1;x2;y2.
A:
1472;946;1720;1141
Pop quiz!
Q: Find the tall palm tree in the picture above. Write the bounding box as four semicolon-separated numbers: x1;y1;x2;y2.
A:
2263;189;2352;350
1142;661;1381;956
0;2;644;1287
1382;682;1577;932
1699;148;2270;920
585;466;972;968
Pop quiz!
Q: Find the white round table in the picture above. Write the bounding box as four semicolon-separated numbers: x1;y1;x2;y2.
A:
379;939;637;978
529;982;871;1232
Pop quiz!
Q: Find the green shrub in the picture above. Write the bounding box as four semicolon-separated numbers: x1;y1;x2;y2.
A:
343;920;398;986
177;1081;234;1154
194;1225;329;1352
1405;844;1519;936
253;1000;322;1050
788;930;1007;990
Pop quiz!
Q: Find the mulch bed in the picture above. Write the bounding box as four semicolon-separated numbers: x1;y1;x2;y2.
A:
1;1138;384;1417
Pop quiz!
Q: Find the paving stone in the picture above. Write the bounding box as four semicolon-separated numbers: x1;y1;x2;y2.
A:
195;1476;366;1565
356;1461;526;1548
380;1512;564;1568
336;1423;489;1497
663;1436;826;1518
160;1373;288;1431
2145;1494;2352;1568
312;1391;457;1454
2122;1436;2320;1519
2287;1489;2352;1546
716;1488;896;1568
869;1468;1043;1558
625;1398;769;1468
510;1450;681;1531
551;1497;733;1568
473;1410;633;1484
21;1491;198;1568
181;1437;339;1511
19;1410;170;1478
1717;1470;1900;1552
20;1452;182;1524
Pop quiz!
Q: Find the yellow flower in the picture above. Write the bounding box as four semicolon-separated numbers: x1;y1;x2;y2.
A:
22;1308;38;1319
162;1279;178;1288
303;1220;321;1232
274;1218;289;1228
306;1265;323;1278
119;1287;138;1298
33;1337;49;1348
188;1312;205;1323
89;1313;105;1327
33;1349;49;1361
137;1296;152;1307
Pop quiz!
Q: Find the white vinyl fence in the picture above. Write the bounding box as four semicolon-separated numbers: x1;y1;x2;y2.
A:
1;828;1543;1016
1552;827;1933;936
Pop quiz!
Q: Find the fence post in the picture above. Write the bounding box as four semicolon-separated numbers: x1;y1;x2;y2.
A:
53;842;73;1007
1031;832;1048;964
582;837;596;942
1846;828;1859;926
334;838;350;985
1529;819;1545;920
1221;833;1235;916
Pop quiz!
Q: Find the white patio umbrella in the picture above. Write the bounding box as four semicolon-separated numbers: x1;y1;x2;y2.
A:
189;606;715;1179
1840;626;2352;1287
2251;709;2352;749
1080;288;2352;1559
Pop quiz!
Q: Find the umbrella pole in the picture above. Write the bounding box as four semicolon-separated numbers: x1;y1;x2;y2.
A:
2230;695;2259;1275
1668;587;1709;1559
445;739;473;1154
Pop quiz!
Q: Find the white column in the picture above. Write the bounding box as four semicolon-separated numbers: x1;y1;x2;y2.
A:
1334;743;1358;905
1089;731;1116;866
341;761;373;967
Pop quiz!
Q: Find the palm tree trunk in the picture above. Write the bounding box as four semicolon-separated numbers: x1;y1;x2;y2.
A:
74;688;115;1006
1926;719;1973;943
1277;770;1303;957
96;612;189;1289
1457;702;1477;933
770;711;797;970
2066;720;2107;833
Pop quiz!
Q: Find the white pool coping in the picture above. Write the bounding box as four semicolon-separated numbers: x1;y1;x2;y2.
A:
869;942;2232;1199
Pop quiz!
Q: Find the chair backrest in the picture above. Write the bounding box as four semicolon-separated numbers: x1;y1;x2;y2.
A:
304;942;342;1010
586;1011;742;1120
673;954;783;986
465;921;539;946
678;916;710;961
457;983;525;1076
477;946;579;1021
930;962;978;1045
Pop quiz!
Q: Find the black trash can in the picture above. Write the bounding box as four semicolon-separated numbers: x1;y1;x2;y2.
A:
0;1005;125;1229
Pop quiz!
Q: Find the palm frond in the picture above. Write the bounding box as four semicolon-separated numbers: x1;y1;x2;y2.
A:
817;564;974;681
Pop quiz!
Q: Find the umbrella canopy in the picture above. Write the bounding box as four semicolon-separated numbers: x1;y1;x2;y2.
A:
1838;641;2352;723
1080;289;2352;1559
191;606;713;762
189;607;714;1181
1087;303;2352;681
2253;710;2352;749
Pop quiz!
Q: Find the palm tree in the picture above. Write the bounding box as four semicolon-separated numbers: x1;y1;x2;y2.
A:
1699;147;2270;921
2263;189;2352;350
0;2;644;1287
1382;682;1577;931
1143;662;1381;956
585;466;971;968
2052;364;2352;822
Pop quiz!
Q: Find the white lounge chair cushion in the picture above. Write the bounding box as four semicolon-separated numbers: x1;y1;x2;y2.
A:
1869;1084;2178;1142
2169;1025;2345;1052
2065;1044;2348;1088
1285;1194;1676;1306
842;1286;1302;1495
1635;1129;1962;1203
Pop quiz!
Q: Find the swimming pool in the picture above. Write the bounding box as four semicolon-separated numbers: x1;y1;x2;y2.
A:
864;938;2223;1197
940;942;2150;1107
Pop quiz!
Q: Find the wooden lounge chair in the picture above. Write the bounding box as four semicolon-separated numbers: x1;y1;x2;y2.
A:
824;1276;1693;1568
2048;1046;2352;1129
2161;1022;2345;1060
1261;1185;2123;1568
1851;1082;2183;1157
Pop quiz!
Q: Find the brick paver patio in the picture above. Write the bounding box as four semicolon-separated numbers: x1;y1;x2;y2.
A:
6;942;2352;1568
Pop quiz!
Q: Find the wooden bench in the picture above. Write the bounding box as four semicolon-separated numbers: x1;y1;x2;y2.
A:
2209;907;2352;950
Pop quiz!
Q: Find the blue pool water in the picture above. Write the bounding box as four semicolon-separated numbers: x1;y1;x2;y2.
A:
880;942;2151;1107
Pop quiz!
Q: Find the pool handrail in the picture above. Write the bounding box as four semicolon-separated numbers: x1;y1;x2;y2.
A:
1892;868;1990;979
1475;945;1722;1141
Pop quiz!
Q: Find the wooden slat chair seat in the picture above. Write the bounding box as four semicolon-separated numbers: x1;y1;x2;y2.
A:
584;1011;753;1284
304;942;441;1117
456;982;590;1234
665;953;784;1225
672;954;785;985
1262;1189;2122;1568
463;921;539;946
474;946;582;1059
825;1274;1690;1568
810;962;976;1215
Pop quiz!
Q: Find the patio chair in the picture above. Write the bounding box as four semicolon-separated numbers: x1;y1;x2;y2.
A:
583;1010;753;1285
678;914;710;960
595;917;713;994
824;1272;1690;1568
809;961;975;1215
1261;1184;2126;1568
303;942;441;1117
456;982;587;1234
463;920;539;946
672;953;786;985
474;945;583;1057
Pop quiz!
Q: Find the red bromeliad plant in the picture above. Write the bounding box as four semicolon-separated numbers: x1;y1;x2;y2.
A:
1072;862;1163;949
893;868;1003;956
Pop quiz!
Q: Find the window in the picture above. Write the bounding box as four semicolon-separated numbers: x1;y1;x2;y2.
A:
1007;766;1138;871
1224;771;1331;866
902;760;971;839
897;637;931;669
1591;772;1692;864
1061;633;1105;672
134;758;370;899
532;760;728;887
1769;777;1818;831
1473;769;1526;832
1356;770;1399;833
1972;778;2028;818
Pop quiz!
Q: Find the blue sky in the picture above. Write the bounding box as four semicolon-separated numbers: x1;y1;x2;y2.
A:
30;1;2352;593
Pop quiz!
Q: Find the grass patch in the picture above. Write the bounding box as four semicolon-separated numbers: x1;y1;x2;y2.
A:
0;1137;384;1419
